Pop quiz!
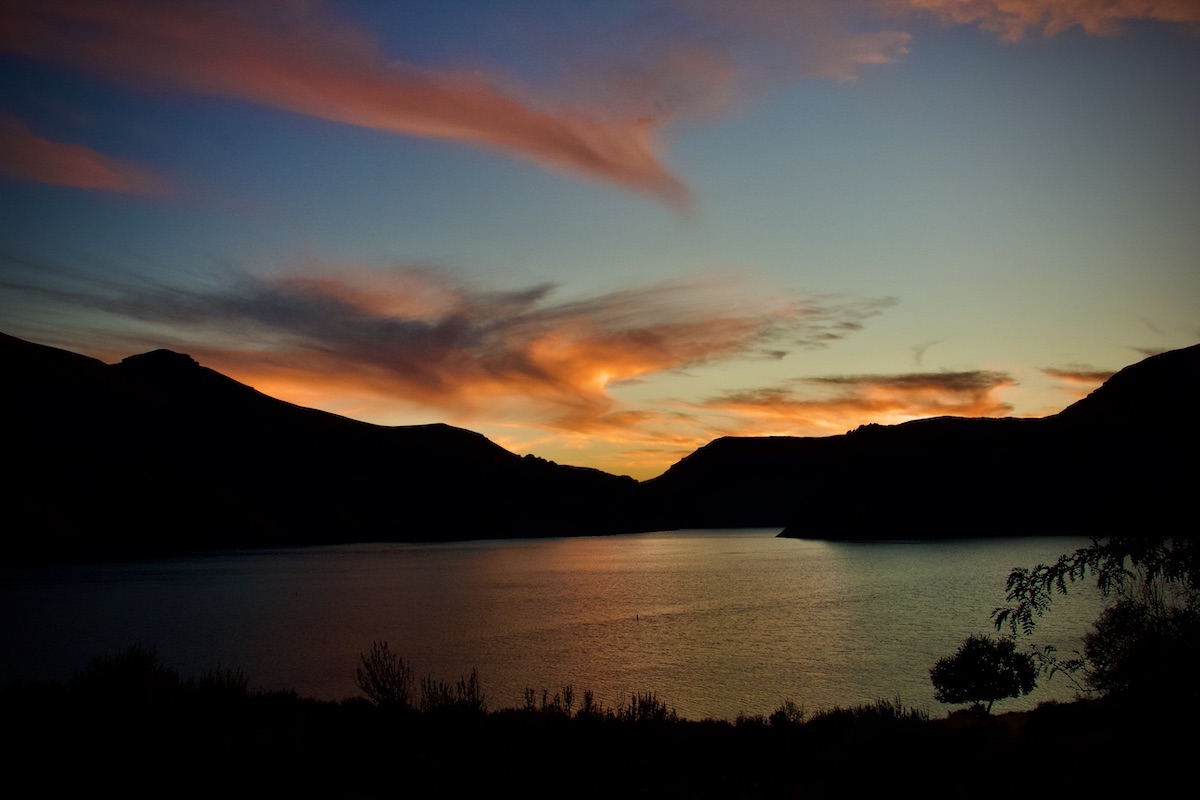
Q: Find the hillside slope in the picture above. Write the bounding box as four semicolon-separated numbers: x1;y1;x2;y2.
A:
641;344;1199;539
2;333;644;559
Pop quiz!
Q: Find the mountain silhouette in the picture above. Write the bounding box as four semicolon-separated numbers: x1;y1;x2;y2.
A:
642;344;1198;540
2;332;645;560
4;332;1195;558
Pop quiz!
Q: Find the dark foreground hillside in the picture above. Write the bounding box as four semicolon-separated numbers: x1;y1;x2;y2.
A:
3;653;1192;799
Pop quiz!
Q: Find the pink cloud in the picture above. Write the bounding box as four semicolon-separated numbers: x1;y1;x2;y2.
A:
0;114;165;194
899;0;1200;41
0;0;690;208
567;1;911;129
3;1;1194;208
680;0;913;81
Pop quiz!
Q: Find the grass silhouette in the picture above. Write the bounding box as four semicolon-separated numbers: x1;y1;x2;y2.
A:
3;644;1193;798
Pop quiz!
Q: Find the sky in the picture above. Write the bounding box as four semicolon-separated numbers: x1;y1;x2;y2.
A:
1;0;1198;479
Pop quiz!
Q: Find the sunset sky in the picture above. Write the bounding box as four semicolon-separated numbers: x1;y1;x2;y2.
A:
2;0;1197;478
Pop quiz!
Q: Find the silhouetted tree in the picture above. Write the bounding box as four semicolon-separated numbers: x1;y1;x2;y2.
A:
930;634;1037;713
993;535;1200;700
1081;597;1200;698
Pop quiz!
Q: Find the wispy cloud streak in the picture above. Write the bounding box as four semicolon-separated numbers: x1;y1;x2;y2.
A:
1041;365;1113;401
0;0;689;207
899;0;1200;41
1041;366;1114;384
2;1;1195;208
0;114;165;194
701;370;1017;433
7;266;894;433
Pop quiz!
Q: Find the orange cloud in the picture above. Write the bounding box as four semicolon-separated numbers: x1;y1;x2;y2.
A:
699;370;1017;435
472;368;1019;478
510;368;1019;477
899;0;1200;41
466;405;719;479
11;263;1054;479
27;266;891;434
0;0;689;207
1041;365;1113;400
1041;366;1114;384
3;260;909;477
0;114;165;194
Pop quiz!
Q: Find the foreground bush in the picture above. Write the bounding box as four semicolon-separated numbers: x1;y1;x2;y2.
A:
3;646;1193;798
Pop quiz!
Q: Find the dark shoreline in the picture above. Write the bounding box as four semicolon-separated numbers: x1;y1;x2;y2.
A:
4;656;1189;799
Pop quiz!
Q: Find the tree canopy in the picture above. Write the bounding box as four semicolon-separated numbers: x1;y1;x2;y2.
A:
930;634;1037;713
992;535;1199;701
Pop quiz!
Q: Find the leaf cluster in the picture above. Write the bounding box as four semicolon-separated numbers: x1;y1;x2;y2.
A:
992;535;1199;638
991;535;1199;701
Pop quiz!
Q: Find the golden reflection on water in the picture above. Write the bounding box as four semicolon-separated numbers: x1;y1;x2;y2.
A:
0;531;1102;720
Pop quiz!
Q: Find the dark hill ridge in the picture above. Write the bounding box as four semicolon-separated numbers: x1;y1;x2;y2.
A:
644;343;1199;539
3;332;1196;559
2;332;644;560
639;415;1049;533
1049;344;1199;427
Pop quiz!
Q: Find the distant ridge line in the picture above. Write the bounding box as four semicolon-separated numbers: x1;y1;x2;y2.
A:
3;332;1195;559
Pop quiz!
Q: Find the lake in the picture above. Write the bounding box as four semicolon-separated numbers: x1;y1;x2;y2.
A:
0;529;1103;720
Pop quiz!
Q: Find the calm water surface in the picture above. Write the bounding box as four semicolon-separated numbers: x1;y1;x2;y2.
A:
1;530;1103;719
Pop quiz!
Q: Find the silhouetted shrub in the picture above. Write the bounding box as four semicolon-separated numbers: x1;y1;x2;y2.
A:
734;711;767;727
809;696;928;726
577;687;606;720
769;697;806;727
617;691;677;724
355;640;413;709
420;667;486;714
197;665;249;697
523;684;576;716
69;644;182;703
